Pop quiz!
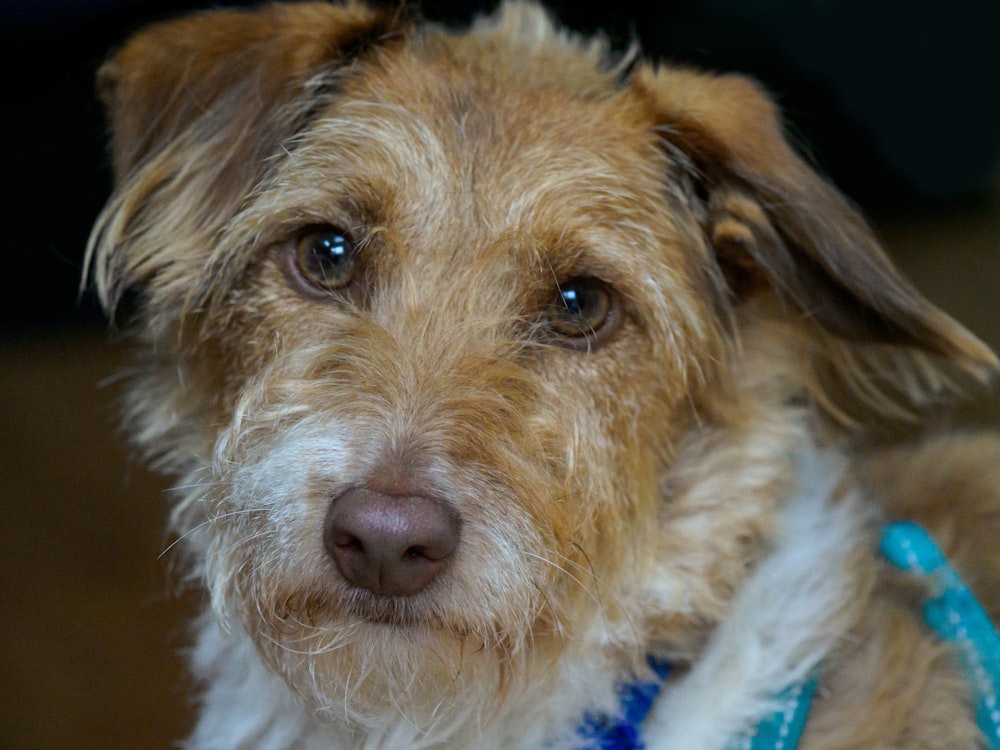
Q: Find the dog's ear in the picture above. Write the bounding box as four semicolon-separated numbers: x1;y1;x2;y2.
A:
88;2;409;315
98;2;406;184
633;66;997;421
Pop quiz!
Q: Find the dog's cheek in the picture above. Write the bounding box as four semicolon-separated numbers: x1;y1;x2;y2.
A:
120;282;282;475
200;420;346;620
531;347;683;561
154;272;328;457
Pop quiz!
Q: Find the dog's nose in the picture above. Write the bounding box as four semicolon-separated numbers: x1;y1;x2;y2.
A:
323;487;459;597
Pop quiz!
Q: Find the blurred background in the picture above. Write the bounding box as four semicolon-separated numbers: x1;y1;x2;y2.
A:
1;0;997;747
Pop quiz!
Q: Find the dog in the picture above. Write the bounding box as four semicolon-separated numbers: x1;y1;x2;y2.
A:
86;2;1000;748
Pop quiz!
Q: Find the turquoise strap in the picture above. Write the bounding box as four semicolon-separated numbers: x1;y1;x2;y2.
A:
881;521;1000;749
728;677;818;750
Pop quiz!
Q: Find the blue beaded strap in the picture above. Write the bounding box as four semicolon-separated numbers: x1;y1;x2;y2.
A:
881;521;1000;749
576;657;673;749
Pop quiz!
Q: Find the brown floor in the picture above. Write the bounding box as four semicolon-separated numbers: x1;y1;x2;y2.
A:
1;192;997;749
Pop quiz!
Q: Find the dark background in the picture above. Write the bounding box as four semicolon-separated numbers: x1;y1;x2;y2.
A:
1;1;998;747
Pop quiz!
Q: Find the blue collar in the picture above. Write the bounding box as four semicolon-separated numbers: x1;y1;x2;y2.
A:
576;522;1000;750
575;657;672;749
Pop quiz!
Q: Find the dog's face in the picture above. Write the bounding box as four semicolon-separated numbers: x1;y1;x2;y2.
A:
89;0;995;726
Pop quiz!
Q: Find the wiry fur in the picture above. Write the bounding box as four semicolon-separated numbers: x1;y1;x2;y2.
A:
87;2;1000;748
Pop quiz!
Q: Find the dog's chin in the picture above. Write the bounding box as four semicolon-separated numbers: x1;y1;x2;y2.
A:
256;583;515;708
252;601;509;735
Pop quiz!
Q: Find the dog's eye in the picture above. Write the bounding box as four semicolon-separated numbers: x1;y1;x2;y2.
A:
547;278;620;348
292;226;358;291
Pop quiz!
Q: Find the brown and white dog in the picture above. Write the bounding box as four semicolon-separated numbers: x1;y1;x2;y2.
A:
87;2;1000;748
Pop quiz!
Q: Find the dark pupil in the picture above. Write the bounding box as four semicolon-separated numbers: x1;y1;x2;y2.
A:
561;286;590;317
313;234;349;269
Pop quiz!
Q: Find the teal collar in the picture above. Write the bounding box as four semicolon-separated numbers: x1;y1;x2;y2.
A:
577;522;1000;750
881;522;1000;749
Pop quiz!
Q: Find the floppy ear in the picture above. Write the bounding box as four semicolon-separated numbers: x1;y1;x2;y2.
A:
633;66;997;422
87;1;409;316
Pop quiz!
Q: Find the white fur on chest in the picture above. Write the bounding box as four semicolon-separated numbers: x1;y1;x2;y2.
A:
647;448;868;750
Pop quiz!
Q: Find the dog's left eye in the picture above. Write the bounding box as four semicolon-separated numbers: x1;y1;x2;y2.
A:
547;278;620;348
291;226;358;292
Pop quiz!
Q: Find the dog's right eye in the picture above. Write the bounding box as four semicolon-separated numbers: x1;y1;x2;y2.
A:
290;226;358;292
546;277;622;350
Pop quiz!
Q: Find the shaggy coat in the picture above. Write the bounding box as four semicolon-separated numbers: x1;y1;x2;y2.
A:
87;2;1000;748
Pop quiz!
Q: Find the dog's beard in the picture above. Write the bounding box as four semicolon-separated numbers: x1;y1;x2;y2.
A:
203;530;540;730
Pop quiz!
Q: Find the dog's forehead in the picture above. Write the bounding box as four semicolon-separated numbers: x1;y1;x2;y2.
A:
278;30;680;265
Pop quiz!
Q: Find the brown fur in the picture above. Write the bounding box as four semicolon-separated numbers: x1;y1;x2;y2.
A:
87;3;999;748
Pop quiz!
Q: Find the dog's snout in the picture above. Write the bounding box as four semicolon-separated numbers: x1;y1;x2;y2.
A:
323;488;459;597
